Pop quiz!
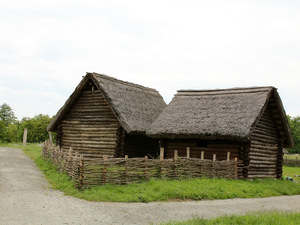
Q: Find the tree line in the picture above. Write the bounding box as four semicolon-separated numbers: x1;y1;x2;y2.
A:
0;103;300;153
0;103;55;143
287;115;300;153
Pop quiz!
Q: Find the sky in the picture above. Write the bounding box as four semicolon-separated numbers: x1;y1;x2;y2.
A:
0;0;300;120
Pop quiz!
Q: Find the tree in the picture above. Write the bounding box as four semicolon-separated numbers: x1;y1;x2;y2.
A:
0;103;17;141
6;123;19;142
18;114;53;143
0;103;17;126
287;115;300;154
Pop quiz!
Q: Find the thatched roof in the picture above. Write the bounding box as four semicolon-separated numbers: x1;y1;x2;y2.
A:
147;86;293;147
47;73;166;134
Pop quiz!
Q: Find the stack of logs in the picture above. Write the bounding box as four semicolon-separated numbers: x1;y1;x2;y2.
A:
42;141;243;189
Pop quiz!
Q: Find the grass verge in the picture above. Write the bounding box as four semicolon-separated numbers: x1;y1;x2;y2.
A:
1;143;300;202
162;211;300;225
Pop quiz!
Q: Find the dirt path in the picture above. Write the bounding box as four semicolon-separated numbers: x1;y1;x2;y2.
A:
0;147;299;225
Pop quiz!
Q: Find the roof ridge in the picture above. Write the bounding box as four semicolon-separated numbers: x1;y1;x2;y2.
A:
178;86;274;93
90;72;159;93
176;86;274;96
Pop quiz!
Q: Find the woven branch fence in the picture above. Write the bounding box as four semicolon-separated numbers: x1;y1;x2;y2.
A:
283;156;300;167
42;141;243;189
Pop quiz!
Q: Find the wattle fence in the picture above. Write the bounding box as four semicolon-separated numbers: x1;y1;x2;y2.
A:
42;141;243;189
283;156;300;167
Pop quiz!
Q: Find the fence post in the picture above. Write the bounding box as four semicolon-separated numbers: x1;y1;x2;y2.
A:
201;151;204;160
173;150;178;178
186;147;191;177
227;152;230;161
74;151;79;180
48;132;53;146
68;147;73;176
200;151;204;176
160;147;164;160
212;154;216;177
102;155;108;185
59;148;64;172
234;157;238;179
145;156;148;179
79;155;84;189
23;128;27;146
174;150;178;161
125;155;128;184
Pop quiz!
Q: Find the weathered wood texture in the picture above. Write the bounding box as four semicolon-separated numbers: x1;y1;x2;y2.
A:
162;139;241;161
42;141;242;188
248;102;282;179
58;87;120;158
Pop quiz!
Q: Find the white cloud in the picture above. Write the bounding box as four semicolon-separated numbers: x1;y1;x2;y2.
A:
0;0;300;119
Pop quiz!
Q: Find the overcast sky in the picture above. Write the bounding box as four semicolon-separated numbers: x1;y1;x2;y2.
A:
0;0;299;120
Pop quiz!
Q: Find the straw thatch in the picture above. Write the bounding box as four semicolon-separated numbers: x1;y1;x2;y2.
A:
147;86;293;148
47;72;166;134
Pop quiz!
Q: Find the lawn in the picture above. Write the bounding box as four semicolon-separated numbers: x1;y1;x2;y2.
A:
1;143;300;202
162;211;300;225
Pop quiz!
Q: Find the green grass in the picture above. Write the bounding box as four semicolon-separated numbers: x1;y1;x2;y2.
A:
162;212;300;225
283;166;300;183
1;143;300;202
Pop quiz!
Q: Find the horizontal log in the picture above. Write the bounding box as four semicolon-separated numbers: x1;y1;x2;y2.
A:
251;133;279;142
72;104;111;110
61;140;116;146
67;111;115;117
62;133;117;138
62;137;117;142
66;111;116;116
248;171;277;175
249;156;277;162
64;116;118;122
259;115;277;125
250;141;278;148
62;121;107;125
249;152;276;158
253;128;279;139
250;137;278;145
62;127;119;132
249;160;276;165
249;164;277;168
250;148;278;155
254;121;279;132
251;143;278;151
62;126;119;130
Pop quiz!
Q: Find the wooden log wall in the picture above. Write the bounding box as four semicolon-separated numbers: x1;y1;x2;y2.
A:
59;84;120;158
123;134;160;158
248;103;282;179
163;139;241;161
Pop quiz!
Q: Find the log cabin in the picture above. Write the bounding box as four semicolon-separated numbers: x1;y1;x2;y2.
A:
47;72;166;158
146;87;294;178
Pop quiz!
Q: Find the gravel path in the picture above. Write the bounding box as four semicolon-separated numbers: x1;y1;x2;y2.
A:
0;147;299;225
